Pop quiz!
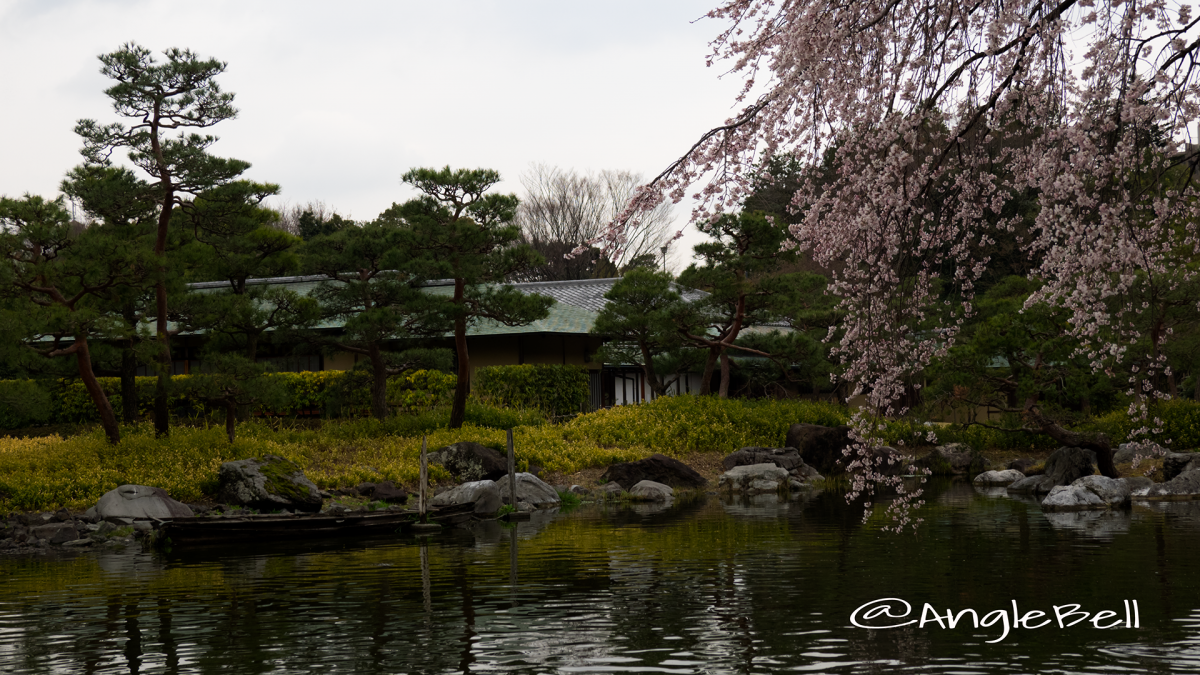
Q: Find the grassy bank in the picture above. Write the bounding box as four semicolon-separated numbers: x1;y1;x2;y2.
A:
0;396;845;514
5;395;1196;515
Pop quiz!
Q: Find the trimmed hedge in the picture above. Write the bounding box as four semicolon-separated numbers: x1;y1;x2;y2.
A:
0;370;457;429
473;364;589;417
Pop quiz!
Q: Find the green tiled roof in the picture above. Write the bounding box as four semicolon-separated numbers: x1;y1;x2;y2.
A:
186;275;603;336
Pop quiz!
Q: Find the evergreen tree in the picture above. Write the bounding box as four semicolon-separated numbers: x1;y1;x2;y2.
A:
390;167;551;429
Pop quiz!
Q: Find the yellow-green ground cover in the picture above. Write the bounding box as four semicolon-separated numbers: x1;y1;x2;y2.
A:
0;396;846;514
3;394;1196;515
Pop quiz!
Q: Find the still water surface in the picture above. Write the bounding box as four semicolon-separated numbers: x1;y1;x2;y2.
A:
3;481;1200;674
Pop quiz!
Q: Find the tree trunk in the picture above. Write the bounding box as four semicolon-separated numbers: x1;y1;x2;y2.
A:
154;292;171;437
698;347;719;396
1024;407;1118;478
121;342;138;424
718;349;732;398
225;400;237;443
449;280;470;429
369;346;389;421
75;336;120;445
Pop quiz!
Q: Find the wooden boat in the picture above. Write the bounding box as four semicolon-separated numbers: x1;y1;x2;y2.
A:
154;502;477;547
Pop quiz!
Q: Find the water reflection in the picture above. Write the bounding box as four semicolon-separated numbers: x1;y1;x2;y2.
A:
3;487;1200;673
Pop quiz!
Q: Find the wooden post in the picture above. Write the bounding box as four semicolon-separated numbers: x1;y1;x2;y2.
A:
507;428;516;507
420;435;428;523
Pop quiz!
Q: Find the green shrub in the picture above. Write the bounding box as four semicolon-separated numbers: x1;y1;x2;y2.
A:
1090;398;1200;450
473;364;589;416
0;369;458;430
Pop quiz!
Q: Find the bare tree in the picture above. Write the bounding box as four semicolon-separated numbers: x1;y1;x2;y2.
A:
513;165;675;281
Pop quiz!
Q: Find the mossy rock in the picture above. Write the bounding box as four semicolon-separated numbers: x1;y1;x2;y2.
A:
218;455;323;513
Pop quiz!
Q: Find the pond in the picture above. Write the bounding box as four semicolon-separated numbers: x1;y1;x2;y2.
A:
3;480;1200;674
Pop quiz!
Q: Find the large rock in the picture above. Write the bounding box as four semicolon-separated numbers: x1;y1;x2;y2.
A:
30;522;79;545
218;455;323;513
973;469;1025;486
354;481;409;504
916;444;991;475
718;463;790;494
600;454;706;489
629;480;674;502
431;480;502;517
723;447;805;473
428;442;508;482
1006;475;1058;495
95;485;194;520
497;473;561;508
1114;442;1168;465
1142;469;1200;500
1044;447;1097;485
786;424;852;475
1162;452;1200;481
1040;475;1131;511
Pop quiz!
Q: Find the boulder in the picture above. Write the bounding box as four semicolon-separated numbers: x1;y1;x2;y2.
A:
428;442;508;482
915;443;991;475
218;455;323;513
30;522;79;545
1041;475;1131;511
1121;476;1154;496
718;463;790;494
973;469;1025;486
1007;458;1036;474
786;424;853;475
1115;442;1168;466
95;485;194;520
723;447;806;473
598;482;626;498
1043;447;1097;485
1162;452;1200;482
629;480;674;502
1142;469;1200;500
354;481;409;504
431;480;503;517
568;485;591;496
600;454;707;489
497;473;561;508
1006;475;1058;495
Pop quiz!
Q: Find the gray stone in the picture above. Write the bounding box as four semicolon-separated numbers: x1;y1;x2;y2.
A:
354;481;409;504
1041;475;1131;511
786;423;853;475
598;482;626;498
1006;475;1058;495
1162;452;1200;481
916;444;991;475
95;485;194;520
718;463;790;494
61;538;92;547
1142;468;1200;500
568;485;590;496
600;454;707;489
629;480;674;502
30;522;78;545
973;469;1025;486
428;442;507;482
497;473;561;508
1121;476;1154;496
1044;447;1097;485
723;447;807;473
1007;457;1036;473
1115;442;1168;465
218;455;323;513
431;480;503;517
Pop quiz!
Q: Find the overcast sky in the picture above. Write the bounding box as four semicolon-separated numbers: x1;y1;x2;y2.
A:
0;1;744;270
